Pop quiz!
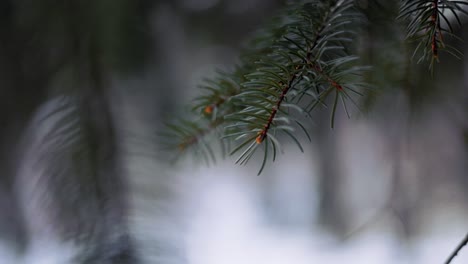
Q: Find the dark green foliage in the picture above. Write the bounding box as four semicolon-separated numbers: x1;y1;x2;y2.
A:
398;0;468;69
164;0;368;174
163;0;468;174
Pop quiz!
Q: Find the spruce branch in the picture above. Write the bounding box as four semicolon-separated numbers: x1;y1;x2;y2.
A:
164;0;368;174
398;0;468;69
161;118;224;165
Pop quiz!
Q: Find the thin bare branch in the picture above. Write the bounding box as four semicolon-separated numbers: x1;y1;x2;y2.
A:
445;232;468;264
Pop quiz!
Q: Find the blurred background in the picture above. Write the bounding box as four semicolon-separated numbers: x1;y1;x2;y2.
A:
0;0;468;263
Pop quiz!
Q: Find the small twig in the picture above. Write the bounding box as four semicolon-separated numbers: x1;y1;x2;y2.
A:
178;119;222;151
445;232;468;264
309;62;344;91
431;0;439;59
256;74;296;144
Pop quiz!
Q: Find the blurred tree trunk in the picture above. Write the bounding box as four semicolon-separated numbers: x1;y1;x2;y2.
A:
0;0;143;261
0;0;54;252
315;113;348;236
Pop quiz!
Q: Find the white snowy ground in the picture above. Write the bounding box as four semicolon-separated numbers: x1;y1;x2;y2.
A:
128;153;468;264
5;153;468;264
180;164;468;264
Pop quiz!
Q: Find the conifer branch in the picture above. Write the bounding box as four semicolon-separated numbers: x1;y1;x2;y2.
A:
176;119;223;152
256;70;298;145
164;0;368;173
161;118;224;164
398;0;468;69
431;0;440;59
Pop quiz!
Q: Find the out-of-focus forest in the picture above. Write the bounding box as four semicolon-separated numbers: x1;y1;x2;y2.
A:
0;0;467;263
